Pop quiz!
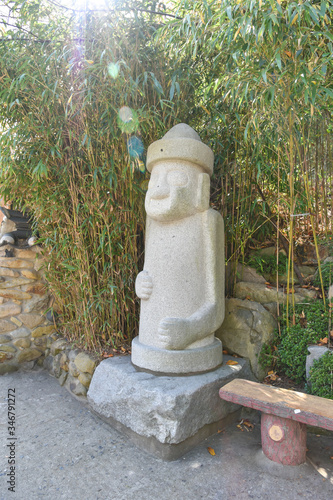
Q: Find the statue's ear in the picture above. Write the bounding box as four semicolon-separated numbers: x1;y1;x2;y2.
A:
196;173;210;212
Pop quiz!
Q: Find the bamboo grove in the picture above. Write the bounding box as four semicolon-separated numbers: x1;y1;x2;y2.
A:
0;0;332;351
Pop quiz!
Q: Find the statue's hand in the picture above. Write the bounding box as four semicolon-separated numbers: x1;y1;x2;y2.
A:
135;270;153;300
158;317;190;350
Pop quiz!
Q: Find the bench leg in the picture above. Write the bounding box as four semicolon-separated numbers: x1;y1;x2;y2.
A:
261;413;307;466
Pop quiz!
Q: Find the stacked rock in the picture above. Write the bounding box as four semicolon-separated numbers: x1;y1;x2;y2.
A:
0;244;55;374
44;337;99;397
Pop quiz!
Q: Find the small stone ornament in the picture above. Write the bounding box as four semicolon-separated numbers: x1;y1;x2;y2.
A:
132;123;225;375
0;207;35;247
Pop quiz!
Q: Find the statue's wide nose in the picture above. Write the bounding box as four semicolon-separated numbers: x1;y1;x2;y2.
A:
149;182;170;200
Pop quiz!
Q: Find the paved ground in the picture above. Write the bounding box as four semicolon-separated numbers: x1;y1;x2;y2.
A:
0;369;333;500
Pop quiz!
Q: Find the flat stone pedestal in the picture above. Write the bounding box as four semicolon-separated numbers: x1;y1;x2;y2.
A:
131;336;223;375
87;355;253;460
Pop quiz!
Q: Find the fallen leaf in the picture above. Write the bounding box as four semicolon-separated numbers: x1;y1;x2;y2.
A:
226;360;239;365
319;337;328;345
237;424;244;431
243;420;254;430
207;447;215;456
222;349;228;354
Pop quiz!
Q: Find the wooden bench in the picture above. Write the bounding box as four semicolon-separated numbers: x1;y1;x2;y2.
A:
219;379;333;466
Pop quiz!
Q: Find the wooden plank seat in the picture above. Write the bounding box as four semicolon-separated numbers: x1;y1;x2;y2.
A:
219;379;333;466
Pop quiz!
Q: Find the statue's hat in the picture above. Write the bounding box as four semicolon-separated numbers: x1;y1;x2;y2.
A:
146;123;214;176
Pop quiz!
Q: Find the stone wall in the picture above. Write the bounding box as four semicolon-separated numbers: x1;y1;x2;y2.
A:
0;245;56;374
0;243;100;397
43;335;99;398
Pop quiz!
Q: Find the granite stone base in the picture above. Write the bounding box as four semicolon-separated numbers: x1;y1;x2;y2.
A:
131;336;223;375
87;355;254;460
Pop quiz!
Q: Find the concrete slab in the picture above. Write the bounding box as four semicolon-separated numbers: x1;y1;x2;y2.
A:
1;369;333;499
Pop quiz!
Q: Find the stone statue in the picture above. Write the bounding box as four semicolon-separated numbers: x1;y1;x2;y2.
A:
131;124;225;374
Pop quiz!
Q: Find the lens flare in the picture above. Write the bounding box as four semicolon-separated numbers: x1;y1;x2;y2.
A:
117;107;139;133
108;62;119;79
127;136;144;158
118;106;133;123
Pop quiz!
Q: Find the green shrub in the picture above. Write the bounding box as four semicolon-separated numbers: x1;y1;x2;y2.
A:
308;351;333;400
313;261;333;290
258;332;280;371
260;300;330;383
247;252;288;276
278;324;323;384
278;301;330;383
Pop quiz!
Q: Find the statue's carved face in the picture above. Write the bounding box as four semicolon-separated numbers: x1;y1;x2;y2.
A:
145;161;206;221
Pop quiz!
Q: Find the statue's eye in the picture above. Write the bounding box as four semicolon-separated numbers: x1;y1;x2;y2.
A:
167;171;188;186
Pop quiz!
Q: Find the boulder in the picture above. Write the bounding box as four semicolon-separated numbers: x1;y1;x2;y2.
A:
0;303;21;319
0;344;17;353
0;319;15;333
306;345;329;380
22;294;50;313
16;348;42;363
78;372;92;388
0;334;12;343
74;352;98;374
234;281;316;305
13;337;31;348
0;268;20;278
235;264;266;284
216;298;277;380
0;363;17;375
31;325;55;338
68;361;80;377
17;313;44;329
9;327;31;339
65;374;87;397
50;338;68;356
0;258;34;269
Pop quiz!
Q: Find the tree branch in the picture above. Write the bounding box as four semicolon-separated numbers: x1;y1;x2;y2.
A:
0;21;38;38
44;0;182;19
